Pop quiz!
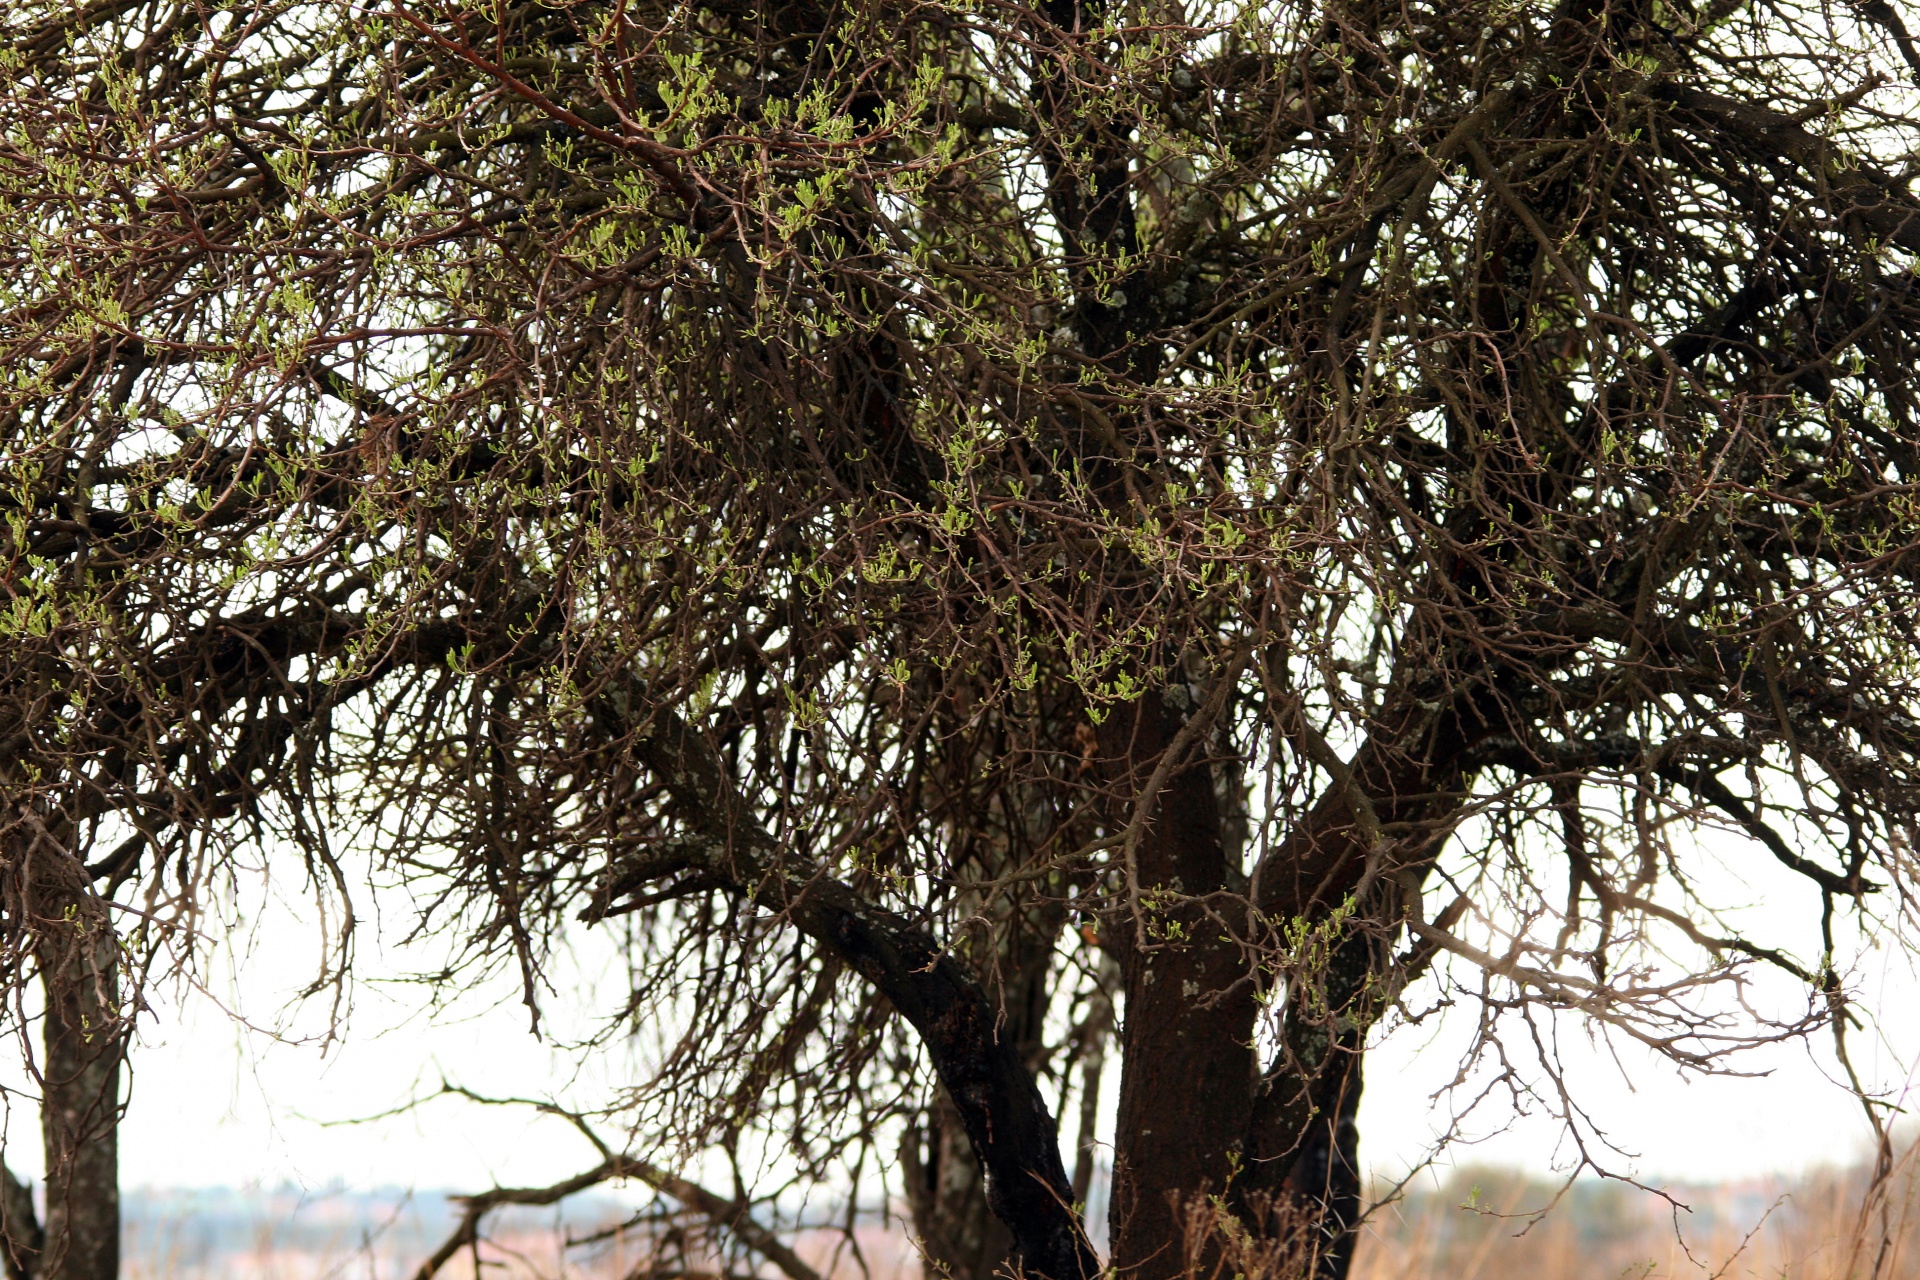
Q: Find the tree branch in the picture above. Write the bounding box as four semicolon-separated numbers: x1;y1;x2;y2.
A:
592;698;1095;1280
1658;765;1880;898
413;1155;821;1280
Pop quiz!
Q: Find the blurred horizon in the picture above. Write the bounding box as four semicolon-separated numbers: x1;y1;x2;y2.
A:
47;1144;1910;1280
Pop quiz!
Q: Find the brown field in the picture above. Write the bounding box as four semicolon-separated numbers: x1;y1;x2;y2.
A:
1354;1155;1920;1280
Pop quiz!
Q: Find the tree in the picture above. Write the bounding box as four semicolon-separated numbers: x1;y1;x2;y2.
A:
5;0;1920;1278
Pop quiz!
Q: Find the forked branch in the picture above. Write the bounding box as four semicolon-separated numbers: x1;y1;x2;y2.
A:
412;1154;821;1280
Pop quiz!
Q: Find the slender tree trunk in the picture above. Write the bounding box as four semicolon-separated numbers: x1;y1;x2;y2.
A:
1261;930;1375;1280
6;809;123;1280
904;773;1069;1280
1283;1051;1363;1280
35;919;120;1280
903;1087;1014;1280
0;1159;42;1280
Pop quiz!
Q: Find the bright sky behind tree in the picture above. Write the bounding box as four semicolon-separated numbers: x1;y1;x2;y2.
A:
4;836;1910;1194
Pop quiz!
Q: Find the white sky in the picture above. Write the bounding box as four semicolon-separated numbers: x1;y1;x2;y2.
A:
1367;813;1920;1189
1;829;1913;1198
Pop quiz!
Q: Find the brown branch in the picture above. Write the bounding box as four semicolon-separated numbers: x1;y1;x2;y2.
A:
413;1155;820;1280
388;5;703;215
1652;81;1920;254
595;697;1096;1280
1658;765;1880;898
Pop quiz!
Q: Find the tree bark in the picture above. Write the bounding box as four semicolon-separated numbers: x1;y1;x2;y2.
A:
1282;1050;1363;1280
35;919;121;1280
1245;929;1376;1280
6;811;124;1280
1101;695;1259;1280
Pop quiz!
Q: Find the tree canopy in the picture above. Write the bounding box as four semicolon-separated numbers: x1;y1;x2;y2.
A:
4;0;1920;1277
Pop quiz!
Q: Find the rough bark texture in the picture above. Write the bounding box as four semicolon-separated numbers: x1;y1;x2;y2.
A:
1256;932;1376;1280
1282;1048;1363;1280
36;921;121;1280
1099;683;1473;1280
1101;695;1259;1280
2;811;123;1280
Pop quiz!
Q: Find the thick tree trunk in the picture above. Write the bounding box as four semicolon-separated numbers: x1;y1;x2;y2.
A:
1101;696;1259;1280
631;695;1462;1280
35;921;121;1280
1096;684;1471;1280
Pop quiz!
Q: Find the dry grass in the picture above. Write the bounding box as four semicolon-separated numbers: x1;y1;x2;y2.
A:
1355;1151;1920;1280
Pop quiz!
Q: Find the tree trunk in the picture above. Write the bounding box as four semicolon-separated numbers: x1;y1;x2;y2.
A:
1283;1051;1363;1280
1102;695;1260;1280
1257;930;1376;1280
0;1160;42;1280
1096;681;1471;1280
35;919;120;1280
904;777;1069;1280
903;1088;1014;1280
3;807;124;1280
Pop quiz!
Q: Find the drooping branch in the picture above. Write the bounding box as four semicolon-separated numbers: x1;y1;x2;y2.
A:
592;698;1095;1280
1659;765;1880;899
